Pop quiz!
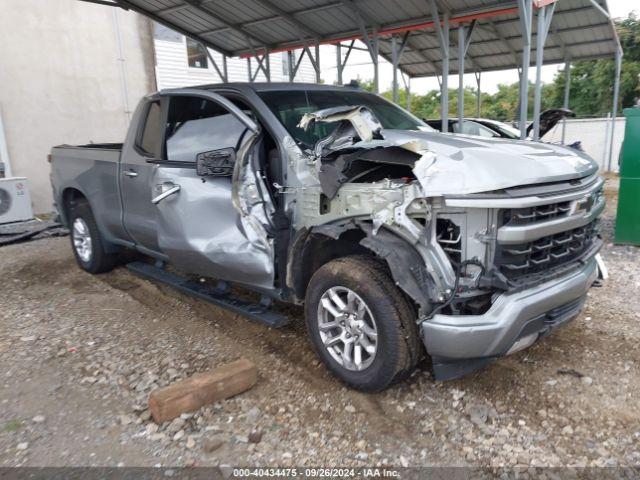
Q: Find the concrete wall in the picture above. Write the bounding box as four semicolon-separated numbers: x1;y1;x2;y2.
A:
543;117;625;173
0;0;156;214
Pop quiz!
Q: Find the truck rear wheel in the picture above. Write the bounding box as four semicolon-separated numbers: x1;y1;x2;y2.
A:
304;255;423;391
68;200;118;274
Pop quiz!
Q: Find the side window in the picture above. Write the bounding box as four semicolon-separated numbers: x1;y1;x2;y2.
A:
458;120;496;138
186;39;208;69
138;101;163;158
165;96;247;163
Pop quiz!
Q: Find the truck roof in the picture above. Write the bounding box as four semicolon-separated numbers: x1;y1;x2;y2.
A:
159;82;363;95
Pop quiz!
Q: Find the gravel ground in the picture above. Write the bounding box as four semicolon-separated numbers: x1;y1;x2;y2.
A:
1;176;639;468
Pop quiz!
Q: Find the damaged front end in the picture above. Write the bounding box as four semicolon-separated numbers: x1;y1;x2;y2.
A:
289;105;603;380
291;106;500;320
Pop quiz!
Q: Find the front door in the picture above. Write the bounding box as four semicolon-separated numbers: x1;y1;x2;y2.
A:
150;90;276;290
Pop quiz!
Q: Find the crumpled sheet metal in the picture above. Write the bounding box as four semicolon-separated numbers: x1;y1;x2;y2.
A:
298;105;383;143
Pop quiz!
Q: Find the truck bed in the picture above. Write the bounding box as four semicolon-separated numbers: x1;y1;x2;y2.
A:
50;144;123;235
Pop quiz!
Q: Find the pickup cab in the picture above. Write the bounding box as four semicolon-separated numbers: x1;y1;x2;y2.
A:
50;83;605;391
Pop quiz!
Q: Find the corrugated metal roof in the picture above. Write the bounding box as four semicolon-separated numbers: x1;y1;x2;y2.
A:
105;0;619;77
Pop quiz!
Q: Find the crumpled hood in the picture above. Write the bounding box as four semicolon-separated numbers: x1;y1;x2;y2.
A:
381;129;599;196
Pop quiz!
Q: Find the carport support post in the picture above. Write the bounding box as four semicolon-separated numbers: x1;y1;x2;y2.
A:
265;50;271;82
336;43;343;85
517;0;533;139
392;35;398;103
457;25;466;126
430;0;449;132
287;50;295;82
532;3;555;141
475;71;481;116
561;58;571;144
532;6;545;140
391;32;409;104
315;41;321;83
607;48;622;171
441;14;449;132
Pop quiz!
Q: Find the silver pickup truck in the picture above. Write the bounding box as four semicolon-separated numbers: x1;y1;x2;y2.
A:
50;83;605;391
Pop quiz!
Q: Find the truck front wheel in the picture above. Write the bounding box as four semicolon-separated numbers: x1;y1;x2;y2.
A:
68;200;118;274
305;255;423;391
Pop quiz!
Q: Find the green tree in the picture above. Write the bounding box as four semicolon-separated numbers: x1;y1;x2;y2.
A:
548;13;640;117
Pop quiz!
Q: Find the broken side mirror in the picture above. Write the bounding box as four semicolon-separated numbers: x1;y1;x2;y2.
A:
196;147;236;177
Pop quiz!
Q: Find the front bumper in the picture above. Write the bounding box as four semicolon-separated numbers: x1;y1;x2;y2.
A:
421;258;598;380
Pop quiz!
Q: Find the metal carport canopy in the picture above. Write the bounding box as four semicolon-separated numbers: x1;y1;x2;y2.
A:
82;0;622;169
100;0;619;77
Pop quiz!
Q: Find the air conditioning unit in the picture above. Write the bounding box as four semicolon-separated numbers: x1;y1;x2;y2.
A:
0;177;34;224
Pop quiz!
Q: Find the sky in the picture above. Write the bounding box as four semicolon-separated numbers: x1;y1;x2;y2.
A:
318;0;638;95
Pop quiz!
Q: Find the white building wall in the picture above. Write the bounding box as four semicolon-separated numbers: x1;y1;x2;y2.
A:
154;31;318;89
543;117;625;172
0;0;156;214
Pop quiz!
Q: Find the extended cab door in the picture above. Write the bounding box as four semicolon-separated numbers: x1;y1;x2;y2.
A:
150;90;276;290
120;96;166;255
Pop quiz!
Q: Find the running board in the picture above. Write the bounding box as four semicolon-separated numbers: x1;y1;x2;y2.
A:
126;261;289;328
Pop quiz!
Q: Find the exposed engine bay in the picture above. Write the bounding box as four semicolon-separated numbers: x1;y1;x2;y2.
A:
288;104;603;323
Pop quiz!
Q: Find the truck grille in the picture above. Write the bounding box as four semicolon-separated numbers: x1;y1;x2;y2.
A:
494;220;599;281
501;200;572;225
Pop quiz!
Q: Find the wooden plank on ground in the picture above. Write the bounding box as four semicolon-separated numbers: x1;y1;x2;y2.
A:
149;358;257;423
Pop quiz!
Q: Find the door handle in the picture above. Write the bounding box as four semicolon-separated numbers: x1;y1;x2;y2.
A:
152;184;180;204
123;170;138;178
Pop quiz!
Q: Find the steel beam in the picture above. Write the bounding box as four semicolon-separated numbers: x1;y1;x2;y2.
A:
430;0;450;133
532;6;545;140
204;46;227;82
252;0;320;39
532;2;555;140
404;32;442;76
518;0;533;139
372;29;380;93
336;43;343;85
458;25;465;126
78;0;119;6
247;52;270;82
404;23;611;65
343;0;380;92
391;33;410;103
404;37;619;68
457;21;475;126
315;41;321;83
475;71;481;117
533;3;555;142
403;74;412;112
561;58;571;144
335;40;355;85
287;50;295;81
607;48;622;171
588;0;611;19
114;0;234;56
181;0;269;51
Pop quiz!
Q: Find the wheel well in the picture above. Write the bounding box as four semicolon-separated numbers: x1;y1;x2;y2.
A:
289;224;431;316
290;228;376;301
61;188;87;225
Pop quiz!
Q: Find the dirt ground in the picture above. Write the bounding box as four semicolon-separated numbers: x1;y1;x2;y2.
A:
1;176;639;469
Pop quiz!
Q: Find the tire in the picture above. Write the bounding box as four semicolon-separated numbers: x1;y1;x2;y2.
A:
68;199;118;274
305;255;423;392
